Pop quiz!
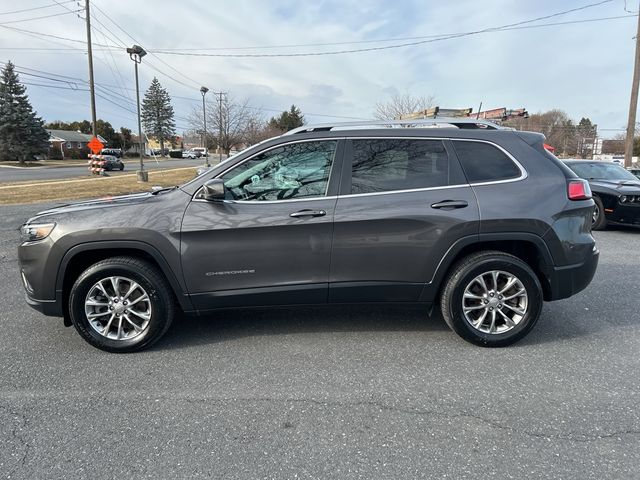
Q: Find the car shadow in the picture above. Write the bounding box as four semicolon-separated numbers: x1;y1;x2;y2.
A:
155;304;449;351
153;293;632;351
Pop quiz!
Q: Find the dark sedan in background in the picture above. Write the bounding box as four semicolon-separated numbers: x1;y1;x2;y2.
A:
564;160;640;230
102;155;124;171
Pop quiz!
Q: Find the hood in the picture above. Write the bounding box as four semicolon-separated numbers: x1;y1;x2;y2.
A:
589;178;640;193
27;192;153;223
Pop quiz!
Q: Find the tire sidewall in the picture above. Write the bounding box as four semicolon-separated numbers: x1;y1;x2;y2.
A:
69;263;170;352
446;258;542;347
592;196;606;230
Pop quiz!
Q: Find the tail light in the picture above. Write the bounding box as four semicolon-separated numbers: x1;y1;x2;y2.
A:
567;179;592;200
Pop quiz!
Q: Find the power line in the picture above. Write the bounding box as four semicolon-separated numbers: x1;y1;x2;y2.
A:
152;1;617;52
0;1;76;16
0;9;84;25
152;15;635;58
0;23;115;47
91;2;201;90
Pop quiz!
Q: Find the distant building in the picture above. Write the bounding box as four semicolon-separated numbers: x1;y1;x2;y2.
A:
47;129;106;159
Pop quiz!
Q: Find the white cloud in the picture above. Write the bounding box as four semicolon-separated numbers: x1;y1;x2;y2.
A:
0;0;636;137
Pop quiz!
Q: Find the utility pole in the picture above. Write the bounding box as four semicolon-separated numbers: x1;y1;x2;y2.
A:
624;3;640;168
84;0;97;137
218;91;225;164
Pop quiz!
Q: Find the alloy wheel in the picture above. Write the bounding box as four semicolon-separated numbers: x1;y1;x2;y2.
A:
84;276;152;340
462;270;528;334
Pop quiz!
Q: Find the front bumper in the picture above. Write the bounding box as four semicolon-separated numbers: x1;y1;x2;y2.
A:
607;204;640;226
541;246;599;301
25;292;63;317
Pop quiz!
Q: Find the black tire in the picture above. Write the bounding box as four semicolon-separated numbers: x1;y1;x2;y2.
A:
440;251;543;347
119;164;124;171
592;196;607;231
68;256;175;353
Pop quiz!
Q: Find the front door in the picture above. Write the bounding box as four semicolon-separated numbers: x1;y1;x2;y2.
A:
181;139;342;310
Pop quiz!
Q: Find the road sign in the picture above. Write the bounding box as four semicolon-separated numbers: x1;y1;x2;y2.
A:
87;136;104;154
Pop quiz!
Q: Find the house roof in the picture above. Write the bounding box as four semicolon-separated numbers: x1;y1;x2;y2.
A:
47;129;106;143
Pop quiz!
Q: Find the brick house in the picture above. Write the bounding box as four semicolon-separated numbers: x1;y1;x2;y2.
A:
47;130;106;159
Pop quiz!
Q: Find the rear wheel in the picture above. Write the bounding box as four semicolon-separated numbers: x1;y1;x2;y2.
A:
68;256;175;352
119;163;124;171
591;196;607;231
440;251;543;347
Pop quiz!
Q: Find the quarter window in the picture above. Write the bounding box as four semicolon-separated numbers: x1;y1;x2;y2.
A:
350;139;452;194
453;141;521;183
220;140;337;201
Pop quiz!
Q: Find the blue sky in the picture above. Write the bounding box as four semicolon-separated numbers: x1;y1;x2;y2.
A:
0;0;637;138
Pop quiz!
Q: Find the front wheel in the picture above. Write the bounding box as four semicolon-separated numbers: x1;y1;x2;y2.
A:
68;256;175;352
440;251;543;347
592;196;607;231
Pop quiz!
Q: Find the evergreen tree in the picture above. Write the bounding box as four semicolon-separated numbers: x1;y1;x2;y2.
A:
268;105;305;132
0;61;50;164
141;77;175;154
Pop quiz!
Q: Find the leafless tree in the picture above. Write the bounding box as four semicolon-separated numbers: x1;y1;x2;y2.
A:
373;92;436;120
188;96;266;154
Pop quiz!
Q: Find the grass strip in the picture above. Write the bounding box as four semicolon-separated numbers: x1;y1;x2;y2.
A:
0;168;198;205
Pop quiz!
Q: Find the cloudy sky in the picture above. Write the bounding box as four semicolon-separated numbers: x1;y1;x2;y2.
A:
0;0;637;138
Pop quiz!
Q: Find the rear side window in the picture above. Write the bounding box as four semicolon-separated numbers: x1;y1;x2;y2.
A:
453;141;521;183
350;139;453;194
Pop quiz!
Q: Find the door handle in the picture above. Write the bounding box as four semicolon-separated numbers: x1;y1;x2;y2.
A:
431;200;469;210
289;209;327;218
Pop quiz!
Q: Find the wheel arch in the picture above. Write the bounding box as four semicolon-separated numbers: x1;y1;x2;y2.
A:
57;241;193;325
421;233;554;303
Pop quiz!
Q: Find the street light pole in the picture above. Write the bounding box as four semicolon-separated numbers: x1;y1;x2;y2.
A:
218;91;225;164
127;45;148;182
200;86;209;168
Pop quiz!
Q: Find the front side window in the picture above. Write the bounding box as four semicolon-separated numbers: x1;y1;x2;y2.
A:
220;140;337;201
350;139;452;194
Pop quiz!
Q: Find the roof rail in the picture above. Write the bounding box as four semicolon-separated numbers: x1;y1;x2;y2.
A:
284;117;503;135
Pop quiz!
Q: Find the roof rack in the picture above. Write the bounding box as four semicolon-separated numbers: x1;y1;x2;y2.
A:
284;117;503;135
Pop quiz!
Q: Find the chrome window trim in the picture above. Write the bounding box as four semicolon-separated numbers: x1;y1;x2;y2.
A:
192;135;528;204
449;138;528;186
338;136;527;199
338;184;469;199
193;137;343;203
194;195;339;205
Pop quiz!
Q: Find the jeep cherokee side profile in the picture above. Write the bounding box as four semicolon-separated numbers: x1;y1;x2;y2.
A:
18;119;599;352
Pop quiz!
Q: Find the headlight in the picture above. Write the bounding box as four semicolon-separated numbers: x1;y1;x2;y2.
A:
20;223;55;242
620;195;628;203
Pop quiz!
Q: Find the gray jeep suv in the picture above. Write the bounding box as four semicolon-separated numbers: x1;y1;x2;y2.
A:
18;119;599;352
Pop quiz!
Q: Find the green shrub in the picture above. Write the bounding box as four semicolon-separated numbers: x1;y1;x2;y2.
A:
48;147;63;160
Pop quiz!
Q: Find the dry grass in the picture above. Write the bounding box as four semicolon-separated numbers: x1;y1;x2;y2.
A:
0;168;198;205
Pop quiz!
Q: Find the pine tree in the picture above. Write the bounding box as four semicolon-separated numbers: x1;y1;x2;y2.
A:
268;105;305;132
141;77;175;154
0;61;50;164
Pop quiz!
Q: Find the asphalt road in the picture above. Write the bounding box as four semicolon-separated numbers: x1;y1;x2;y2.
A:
0;157;210;183
1;202;639;479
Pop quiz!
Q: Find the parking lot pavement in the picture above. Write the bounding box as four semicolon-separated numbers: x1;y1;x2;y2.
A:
1;202;639;479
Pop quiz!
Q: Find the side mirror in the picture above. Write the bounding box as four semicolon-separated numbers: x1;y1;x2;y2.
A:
202;179;226;201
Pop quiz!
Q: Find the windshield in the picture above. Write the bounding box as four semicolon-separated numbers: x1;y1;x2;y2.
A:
567;162;638;181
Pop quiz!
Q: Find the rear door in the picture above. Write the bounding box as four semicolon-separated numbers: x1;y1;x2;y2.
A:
329;137;479;302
